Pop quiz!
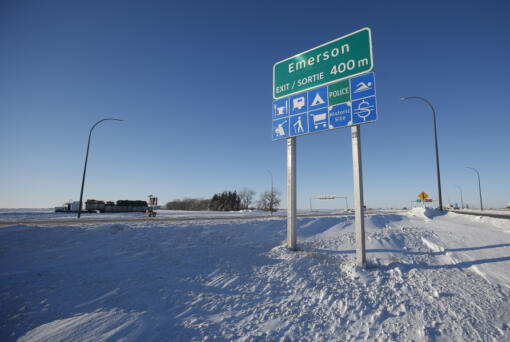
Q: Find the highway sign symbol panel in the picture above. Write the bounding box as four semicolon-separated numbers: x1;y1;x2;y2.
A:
290;93;308;115
308;86;328;110
418;192;429;201
352;96;376;124
272;71;377;141
290;114;308;136
308;108;328;132
329;103;352;128
273;118;289;139
350;72;375;100
273;98;289;118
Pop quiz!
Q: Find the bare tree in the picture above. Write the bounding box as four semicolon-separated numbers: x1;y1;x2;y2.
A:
239;188;256;209
257;189;281;213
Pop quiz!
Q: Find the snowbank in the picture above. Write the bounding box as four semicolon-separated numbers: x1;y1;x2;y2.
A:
1;212;509;341
406;207;447;219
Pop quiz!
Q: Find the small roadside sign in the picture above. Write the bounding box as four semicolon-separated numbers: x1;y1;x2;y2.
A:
418;192;429;201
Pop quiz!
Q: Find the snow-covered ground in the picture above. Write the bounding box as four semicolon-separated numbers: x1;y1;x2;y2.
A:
1;208;509;341
0;208;278;222
0;208;381;223
456;208;510;216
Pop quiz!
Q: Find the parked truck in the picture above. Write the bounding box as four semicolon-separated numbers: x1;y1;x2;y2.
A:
54;201;82;212
55;199;148;213
86;199;148;213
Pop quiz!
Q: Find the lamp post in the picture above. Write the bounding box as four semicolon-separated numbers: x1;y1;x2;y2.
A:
400;96;443;211
77;118;123;218
267;169;274;215
455;185;464;209
466;166;483;211
267;170;274;195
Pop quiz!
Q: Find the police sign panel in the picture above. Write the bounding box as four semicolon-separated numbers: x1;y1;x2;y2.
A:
273;27;373;99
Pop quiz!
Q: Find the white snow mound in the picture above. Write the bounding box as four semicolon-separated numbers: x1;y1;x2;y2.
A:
407;207;446;219
1;212;509;341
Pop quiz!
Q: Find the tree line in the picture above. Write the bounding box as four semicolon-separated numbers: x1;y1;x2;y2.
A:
165;188;280;212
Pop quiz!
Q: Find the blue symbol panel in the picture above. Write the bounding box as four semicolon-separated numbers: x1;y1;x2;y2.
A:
290;114;308;136
273;98;289;119
290;92;308;115
352;96;377;124
272;117;289;140
308;108;328;133
350;72;375;100
329;103;352;128
308;86;328;110
272;73;377;141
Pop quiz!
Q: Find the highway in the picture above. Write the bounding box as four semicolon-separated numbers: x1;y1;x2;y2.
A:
0;211;367;227
2;209;507;228
452;211;510;220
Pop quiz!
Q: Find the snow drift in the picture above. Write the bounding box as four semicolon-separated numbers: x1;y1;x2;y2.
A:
1;211;509;341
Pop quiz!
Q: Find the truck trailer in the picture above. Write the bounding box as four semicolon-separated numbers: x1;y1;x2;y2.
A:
55;200;148;213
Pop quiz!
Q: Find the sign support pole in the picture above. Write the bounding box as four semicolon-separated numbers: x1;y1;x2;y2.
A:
351;125;366;267
287;137;297;251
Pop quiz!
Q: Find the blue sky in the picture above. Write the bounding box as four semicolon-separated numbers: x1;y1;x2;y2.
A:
1;0;509;209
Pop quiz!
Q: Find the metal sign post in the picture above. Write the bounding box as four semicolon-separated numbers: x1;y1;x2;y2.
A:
351;125;366;267
287;137;297;250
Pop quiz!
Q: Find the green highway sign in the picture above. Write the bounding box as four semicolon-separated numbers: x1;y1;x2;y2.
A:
273;27;373;99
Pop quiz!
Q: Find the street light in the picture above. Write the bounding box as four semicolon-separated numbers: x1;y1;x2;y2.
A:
455;185;464;209
266;169;274;195
267;169;274;215
400;96;443;211
77;118;123;218
465;166;483;211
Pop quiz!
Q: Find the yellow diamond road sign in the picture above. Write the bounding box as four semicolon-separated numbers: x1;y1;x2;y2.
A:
418;192;429;201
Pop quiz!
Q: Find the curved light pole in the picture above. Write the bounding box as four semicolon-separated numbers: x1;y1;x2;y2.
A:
78;118;123;218
400;96;443;211
455;185;464;209
466;166;483;211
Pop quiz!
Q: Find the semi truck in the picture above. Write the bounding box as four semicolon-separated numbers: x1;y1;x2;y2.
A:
54;200;148;213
